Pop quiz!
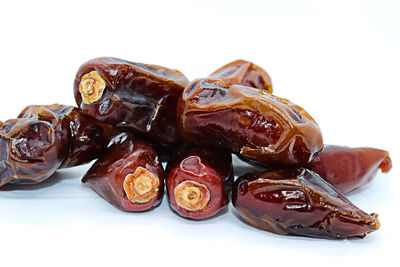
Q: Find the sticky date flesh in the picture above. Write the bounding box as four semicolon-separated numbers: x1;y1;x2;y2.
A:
82;133;164;211
18;104;113;168
166;145;233;219
0;104;113;187
74;57;189;146
306;145;392;193
0;113;69;186
177;78;323;167
209;59;273;92
232;168;379;239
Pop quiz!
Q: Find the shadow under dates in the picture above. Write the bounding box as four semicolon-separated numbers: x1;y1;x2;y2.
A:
0;168;82;192
167;202;231;222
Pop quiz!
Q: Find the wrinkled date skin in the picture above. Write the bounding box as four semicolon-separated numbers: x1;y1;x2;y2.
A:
232;168;380;239
82;132;164;211
177;78;323;167
166;145;233;220
209;60;273;92
18;104;113;168
74;57;189;146
306;145;392;194
0;113;69;186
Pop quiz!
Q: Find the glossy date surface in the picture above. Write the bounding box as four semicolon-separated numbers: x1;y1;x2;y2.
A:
74;57;189;146
177;78;323;167
232;168;380;239
209;59;273;92
0;111;69;186
306;145;392;193
18;104;113;168
82;132;164;211
166;145;233;219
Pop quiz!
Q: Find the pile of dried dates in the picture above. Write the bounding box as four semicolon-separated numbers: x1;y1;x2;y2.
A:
0;58;392;239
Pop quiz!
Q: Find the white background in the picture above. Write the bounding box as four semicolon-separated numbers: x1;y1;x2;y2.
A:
0;1;399;266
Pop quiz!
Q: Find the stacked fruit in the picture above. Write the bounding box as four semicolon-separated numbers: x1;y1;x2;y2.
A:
0;58;391;239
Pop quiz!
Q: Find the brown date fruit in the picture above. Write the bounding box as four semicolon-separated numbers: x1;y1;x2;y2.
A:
306;145;392;194
0;111;69;186
166;145;233;220
18;104;113;168
232;168;380;239
209;59;273;92
82;132;164;211
73;57;189;146
177;78;323;167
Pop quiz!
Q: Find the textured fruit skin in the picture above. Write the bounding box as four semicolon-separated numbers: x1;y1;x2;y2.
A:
74;57;189;146
166;145;233;220
177;78;323;167
82;132;164;212
232;168;380;239
18;104;113;168
306;145;392;193
0;111;69;186
209;59;273;92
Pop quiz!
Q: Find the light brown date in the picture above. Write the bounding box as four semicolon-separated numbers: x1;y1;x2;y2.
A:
177;78;323;167
209;59;273;92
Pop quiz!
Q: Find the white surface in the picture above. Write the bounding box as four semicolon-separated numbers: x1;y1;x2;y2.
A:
0;1;399;266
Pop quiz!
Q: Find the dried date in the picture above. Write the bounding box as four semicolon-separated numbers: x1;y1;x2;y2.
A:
0;112;69;186
306;145;392;193
18;104;113;168
209;59;273;92
177;78;323;167
232;168;380;239
166;145;233;219
74;57;189;146
82;132;164;211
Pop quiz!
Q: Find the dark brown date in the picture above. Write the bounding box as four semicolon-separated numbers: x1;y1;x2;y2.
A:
18;104;113;168
166;145;233;219
306;145;392;193
232;168;380;239
0;111;69;186
209;59;273;92
82;132;164;211
73;57;189;146
177;78;323;167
